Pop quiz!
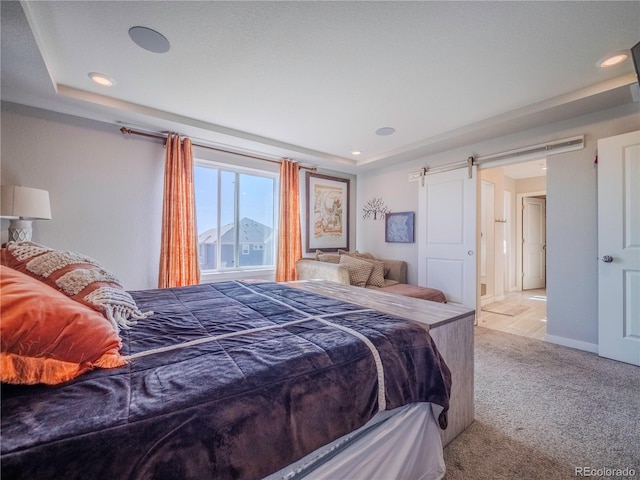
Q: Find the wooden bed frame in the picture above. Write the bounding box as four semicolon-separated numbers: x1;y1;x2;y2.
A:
288;280;475;446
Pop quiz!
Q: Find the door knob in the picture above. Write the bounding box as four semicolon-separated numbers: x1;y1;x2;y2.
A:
602;255;613;263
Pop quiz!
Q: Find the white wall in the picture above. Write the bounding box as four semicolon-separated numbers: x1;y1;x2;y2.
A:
357;101;640;350
356;165;420;280
516;176;546;194
1;102;164;289
479;168;506;302
1;101;356;289
3;100;639;350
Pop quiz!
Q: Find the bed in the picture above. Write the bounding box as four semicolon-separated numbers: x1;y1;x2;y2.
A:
1;261;462;479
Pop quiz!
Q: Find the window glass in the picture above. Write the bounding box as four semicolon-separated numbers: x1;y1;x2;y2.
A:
238;174;275;267
195;167;218;270
220;170;236;268
195;162;276;272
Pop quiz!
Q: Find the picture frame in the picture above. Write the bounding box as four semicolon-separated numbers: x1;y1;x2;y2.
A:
385;211;415;243
306;172;350;252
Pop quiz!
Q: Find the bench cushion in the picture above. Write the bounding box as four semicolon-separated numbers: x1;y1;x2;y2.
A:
379;283;447;303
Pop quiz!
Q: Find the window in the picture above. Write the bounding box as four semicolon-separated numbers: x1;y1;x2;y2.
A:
195;161;277;272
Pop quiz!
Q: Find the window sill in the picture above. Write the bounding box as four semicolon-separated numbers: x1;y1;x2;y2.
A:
200;268;276;284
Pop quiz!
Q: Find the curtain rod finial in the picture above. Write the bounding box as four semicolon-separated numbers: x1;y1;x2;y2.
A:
120;127;131;135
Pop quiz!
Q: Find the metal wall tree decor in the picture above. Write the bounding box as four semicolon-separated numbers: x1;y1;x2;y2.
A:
362;197;389;220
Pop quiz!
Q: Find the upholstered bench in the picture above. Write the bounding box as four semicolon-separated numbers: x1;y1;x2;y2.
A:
295;257;447;303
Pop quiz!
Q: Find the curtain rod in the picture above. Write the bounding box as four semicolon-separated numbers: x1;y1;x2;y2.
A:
119;127;317;171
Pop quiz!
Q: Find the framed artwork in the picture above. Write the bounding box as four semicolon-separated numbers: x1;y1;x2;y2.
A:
385;212;415;243
306;172;350;252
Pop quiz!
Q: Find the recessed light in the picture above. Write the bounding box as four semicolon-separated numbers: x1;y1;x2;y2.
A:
88;72;115;87
598;52;628;68
351;151;362;156
375;127;395;136
129;26;170;53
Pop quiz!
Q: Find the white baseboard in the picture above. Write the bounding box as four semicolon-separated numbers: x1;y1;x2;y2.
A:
480;296;495;306
544;334;598;354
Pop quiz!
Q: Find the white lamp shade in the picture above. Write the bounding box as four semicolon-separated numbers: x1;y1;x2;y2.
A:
1;185;52;220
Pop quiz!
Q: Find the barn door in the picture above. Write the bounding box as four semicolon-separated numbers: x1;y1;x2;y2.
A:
418;164;477;308
597;130;640;366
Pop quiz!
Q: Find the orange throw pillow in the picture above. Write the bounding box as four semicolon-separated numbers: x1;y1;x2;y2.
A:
0;265;127;385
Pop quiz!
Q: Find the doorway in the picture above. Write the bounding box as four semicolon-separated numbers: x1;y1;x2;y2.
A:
478;159;548;340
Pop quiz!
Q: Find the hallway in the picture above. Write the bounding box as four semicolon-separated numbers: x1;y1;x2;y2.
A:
479;289;547;340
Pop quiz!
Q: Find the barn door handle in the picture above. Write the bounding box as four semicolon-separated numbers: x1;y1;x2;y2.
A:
602;255;613;263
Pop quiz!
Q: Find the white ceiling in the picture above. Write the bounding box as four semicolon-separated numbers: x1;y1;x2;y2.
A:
2;1;639;173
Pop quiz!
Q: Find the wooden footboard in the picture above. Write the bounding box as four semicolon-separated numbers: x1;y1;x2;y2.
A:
427;312;474;446
287;280;475;446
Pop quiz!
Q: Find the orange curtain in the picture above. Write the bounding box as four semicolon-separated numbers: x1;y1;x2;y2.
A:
275;159;302;282
158;134;200;288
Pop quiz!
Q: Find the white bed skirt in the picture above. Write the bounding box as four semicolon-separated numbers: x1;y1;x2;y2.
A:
264;402;446;480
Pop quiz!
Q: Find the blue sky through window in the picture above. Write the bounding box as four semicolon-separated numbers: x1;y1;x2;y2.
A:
194;165;275;234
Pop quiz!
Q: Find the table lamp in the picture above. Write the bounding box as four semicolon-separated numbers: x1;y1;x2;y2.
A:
1;185;52;242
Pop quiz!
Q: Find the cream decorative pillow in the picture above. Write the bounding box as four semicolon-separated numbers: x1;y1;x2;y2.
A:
339;255;374;287
315;250;341;263
1;242;152;331
338;249;376;260
338;250;386;279
360;258;386;287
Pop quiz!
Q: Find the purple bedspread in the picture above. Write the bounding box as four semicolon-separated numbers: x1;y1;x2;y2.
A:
1;281;451;480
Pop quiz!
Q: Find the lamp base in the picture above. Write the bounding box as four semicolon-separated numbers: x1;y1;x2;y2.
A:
8;219;33;242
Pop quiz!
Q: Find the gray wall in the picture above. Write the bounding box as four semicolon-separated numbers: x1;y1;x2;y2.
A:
356;102;640;352
1;101;356;289
1;102;164;290
3;99;639;350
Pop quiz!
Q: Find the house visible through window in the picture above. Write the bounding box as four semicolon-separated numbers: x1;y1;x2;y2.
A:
195;161;277;271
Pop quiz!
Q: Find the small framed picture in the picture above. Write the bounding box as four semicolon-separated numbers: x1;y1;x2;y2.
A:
385;212;415;243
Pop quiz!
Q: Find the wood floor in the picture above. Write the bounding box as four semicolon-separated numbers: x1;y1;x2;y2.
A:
478;289;547;340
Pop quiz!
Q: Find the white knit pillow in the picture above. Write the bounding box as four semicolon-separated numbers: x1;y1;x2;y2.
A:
2;242;152;331
339;255;374;287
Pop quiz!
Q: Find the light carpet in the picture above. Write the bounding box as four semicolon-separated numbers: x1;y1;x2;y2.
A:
443;327;640;480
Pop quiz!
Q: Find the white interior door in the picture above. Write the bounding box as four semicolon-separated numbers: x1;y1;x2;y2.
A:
522;197;546;290
598;130;640;366
418;166;477;308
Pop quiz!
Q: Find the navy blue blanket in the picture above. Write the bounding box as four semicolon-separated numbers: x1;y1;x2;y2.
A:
1;281;451;480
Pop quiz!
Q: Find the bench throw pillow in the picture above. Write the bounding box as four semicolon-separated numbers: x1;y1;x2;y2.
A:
338;249;376;260
1;242;152;332
360;258;386;287
338;249;390;277
1;265;127;385
339;254;374;287
314;249;341;264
